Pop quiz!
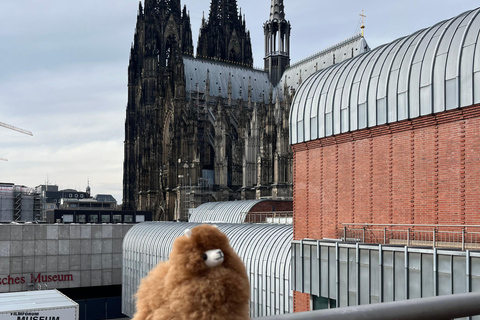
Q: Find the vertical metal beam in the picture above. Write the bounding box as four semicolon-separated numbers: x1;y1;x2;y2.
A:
368;250;372;304
346;246;350;306
317;241;321;298
467;250;472;320
379;244;383;303
405;246;409;300
300;240;304;293
433;248;438;296
327;245;330;302
450;255;454;295
292;242;297;292
356;243;361;306
335;242;340;307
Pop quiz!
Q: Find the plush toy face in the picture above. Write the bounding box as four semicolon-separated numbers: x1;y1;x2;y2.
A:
202;248;225;268
132;224;250;320
184;228;225;268
169;224;243;278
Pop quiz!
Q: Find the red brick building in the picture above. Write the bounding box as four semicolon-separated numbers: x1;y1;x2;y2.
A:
290;8;480;312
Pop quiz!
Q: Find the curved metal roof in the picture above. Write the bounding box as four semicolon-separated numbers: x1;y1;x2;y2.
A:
275;35;369;101
122;222;293;318
183;57;271;103
189;199;269;223
290;8;480;145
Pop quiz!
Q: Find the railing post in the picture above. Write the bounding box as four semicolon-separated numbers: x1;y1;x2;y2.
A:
384;227;387;245
462;228;466;251
344;226;347;241
433;228;436;249
362;227;365;243
407;228;410;247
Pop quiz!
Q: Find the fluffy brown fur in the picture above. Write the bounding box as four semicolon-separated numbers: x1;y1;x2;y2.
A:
132;224;250;320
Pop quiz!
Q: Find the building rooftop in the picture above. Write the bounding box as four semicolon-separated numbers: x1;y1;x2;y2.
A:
290;7;480;145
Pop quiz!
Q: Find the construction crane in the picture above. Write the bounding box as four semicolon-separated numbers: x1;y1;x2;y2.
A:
0;121;33;136
0;121;33;161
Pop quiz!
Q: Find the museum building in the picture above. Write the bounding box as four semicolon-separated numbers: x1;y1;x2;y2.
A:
0;223;133;320
289;7;480;312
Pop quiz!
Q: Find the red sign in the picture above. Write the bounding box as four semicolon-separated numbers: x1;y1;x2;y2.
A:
0;273;73;286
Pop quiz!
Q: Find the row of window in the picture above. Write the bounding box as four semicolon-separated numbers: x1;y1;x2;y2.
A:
62;214;145;224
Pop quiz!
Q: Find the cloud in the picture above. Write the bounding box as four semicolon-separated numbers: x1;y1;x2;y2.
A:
0;0;477;208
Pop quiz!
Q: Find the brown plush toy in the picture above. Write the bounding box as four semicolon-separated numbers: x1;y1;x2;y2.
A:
132;224;250;320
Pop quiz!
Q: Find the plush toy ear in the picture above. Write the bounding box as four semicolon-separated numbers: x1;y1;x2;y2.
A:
184;229;192;238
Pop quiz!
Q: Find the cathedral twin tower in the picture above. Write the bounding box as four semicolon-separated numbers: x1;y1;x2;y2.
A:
123;0;293;220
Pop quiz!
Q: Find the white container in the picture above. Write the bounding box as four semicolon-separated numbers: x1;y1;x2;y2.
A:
0;290;78;320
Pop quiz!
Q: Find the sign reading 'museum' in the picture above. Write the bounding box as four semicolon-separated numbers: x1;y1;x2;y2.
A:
0;309;76;320
0;274;73;286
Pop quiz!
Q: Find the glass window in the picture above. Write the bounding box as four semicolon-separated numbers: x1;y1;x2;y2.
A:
76;214;86;223
124;215;134;223
88;215;99;223
113;215;122;224
63;214;74;223
312;295;336;310
136;215;145;223
101;214;111;223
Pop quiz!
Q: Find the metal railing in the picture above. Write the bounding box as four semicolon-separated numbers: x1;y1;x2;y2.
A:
340;223;480;250
244;211;293;224
258;292;480;320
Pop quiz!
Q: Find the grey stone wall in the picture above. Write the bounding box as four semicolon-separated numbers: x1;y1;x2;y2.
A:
0;223;133;293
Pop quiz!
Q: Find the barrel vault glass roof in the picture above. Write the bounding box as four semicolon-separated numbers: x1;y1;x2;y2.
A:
122;222;293;318
290;8;480;145
275;35;369;101
189;199;269;223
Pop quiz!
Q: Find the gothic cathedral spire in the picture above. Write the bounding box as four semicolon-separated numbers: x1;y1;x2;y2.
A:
264;0;291;86
196;0;253;67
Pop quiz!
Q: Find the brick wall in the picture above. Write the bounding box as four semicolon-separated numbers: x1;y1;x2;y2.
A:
292;105;480;312
293;291;310;313
292;105;480;242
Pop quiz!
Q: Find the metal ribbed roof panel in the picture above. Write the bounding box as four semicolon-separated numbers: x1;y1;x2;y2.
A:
183;57;271;103
188;199;269;223
290;8;480;145
122;222;293;318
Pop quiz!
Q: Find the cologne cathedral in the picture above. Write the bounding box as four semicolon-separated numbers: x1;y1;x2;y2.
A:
123;0;370;220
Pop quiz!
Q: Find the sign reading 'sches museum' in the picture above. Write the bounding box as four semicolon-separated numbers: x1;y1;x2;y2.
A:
0;273;73;286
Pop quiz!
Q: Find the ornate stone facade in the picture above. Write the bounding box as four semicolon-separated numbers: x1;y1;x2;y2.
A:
123;0;368;220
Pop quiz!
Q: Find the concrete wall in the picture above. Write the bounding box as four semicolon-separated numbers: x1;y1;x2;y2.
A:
0;224;133;293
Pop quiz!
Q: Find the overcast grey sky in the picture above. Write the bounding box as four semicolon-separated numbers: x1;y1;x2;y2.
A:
0;0;477;204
